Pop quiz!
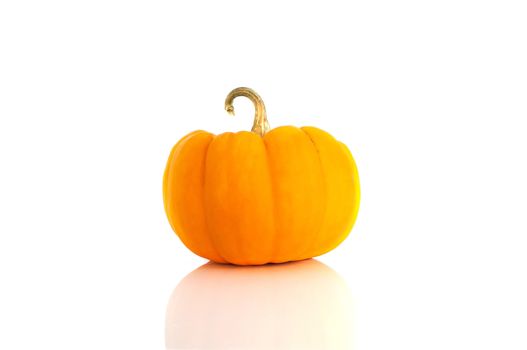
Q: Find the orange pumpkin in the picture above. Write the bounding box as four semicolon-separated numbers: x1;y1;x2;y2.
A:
163;87;360;265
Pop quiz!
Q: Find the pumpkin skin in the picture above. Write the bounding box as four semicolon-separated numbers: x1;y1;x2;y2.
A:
163;125;360;265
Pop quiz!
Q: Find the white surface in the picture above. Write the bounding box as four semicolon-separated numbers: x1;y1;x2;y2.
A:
1;1;526;349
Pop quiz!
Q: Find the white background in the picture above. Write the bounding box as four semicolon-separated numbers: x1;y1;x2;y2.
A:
1;1;526;349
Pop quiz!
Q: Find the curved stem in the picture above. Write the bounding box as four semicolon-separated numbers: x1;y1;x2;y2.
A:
224;87;270;136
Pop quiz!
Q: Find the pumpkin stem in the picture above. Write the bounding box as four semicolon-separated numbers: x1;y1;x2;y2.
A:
224;87;270;136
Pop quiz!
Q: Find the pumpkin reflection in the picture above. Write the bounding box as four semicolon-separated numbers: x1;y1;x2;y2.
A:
166;259;352;349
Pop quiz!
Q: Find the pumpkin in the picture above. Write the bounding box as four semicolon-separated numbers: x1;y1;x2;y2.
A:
163;87;360;265
166;259;352;349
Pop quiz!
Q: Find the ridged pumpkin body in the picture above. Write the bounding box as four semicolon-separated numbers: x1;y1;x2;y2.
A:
163;126;360;265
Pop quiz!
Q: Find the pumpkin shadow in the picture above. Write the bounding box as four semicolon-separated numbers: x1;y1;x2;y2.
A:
166;259;352;349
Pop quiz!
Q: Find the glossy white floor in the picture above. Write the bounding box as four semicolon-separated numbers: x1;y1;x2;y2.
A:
1;1;526;349
166;260;352;349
